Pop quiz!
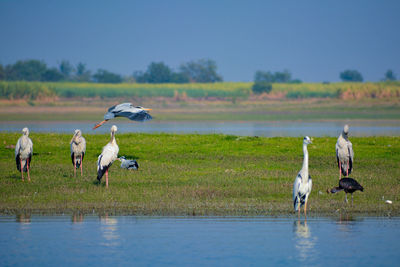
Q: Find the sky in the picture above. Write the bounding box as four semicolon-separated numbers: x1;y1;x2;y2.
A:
0;0;399;82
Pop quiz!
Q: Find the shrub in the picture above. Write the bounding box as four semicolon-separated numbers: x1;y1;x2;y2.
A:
252;81;272;94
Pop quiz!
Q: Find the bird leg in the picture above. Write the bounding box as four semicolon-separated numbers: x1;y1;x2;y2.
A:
93;120;108;130
74;156;76;177
80;159;83;176
345;193;348;203
298;207;300;220
20;159;24;181
304;201;307;221
106;169;109;188
27;158;30;182
351;193;353;205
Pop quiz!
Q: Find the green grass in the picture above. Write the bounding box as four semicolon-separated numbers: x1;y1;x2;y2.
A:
1;133;399;216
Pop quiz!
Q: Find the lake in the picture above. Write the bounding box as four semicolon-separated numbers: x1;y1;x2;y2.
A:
0;215;399;266
1;120;400;136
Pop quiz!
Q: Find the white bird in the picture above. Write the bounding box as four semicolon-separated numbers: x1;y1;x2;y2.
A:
293;136;313;218
93;103;152;129
15;127;33;181
70;129;86;177
97;125;119;188
336;124;354;180
118;156;139;170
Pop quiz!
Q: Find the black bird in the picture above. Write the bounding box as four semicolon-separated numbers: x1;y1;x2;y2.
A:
328;177;364;204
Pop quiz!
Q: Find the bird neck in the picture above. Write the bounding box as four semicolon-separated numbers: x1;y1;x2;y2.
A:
110;132;116;144
301;144;309;181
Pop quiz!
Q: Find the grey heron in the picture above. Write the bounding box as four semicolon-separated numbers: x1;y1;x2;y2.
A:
97;125;119;188
70;129;86;177
93;103;152;129
336;124;354;179
293;136;313;219
118;156;139;170
15;127;33;181
328;177;363;204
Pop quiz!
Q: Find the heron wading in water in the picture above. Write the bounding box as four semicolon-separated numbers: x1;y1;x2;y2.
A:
293;136;313;219
93;103;152;129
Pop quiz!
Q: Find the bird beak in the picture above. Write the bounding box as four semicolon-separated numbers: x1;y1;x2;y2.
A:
143;108;152;111
93;120;108;130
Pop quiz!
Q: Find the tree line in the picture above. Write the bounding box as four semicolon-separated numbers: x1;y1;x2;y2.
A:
0;59;223;84
0;59;396;86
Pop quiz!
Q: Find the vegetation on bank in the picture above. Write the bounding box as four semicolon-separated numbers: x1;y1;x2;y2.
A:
1;81;400;101
0;133;399;215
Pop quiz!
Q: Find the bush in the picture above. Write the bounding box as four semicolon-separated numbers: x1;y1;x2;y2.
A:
252;81;272;94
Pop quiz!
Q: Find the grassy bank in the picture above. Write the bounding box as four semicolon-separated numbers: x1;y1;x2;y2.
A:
0;133;399;216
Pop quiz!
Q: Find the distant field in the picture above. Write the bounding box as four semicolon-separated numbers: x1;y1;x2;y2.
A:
0;133;399;215
1;81;400;100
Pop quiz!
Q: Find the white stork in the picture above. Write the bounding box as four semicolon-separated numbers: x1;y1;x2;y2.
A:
293;136;313;219
70;129;86;177
97;125;119;188
93;103;152;129
15;127;33;181
336;124;354;180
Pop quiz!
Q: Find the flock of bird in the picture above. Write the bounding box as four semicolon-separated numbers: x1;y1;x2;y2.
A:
14;102;363;214
293;125;364;219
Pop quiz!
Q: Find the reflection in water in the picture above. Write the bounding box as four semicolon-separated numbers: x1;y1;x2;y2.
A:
293;220;318;262
71;213;84;223
16;213;31;224
99;214;120;247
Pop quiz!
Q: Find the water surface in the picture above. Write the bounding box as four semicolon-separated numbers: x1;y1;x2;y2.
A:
0;215;399;266
1;120;400;136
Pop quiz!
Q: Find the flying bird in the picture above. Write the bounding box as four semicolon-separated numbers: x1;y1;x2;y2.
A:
97;125;119;188
70;129;86;177
336;124;354;180
93;103;152;129
328;177;363;204
293;136;313;219
15;127;33;181
118;156;139;170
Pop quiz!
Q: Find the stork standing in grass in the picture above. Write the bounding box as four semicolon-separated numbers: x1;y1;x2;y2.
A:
93;103;152;129
293;136;313;219
70;129;86;177
336;124;354;180
15;127;33;181
97;125;119;188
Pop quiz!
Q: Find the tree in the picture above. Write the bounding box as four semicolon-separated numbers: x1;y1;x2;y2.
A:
75;62;91;82
146;62;172;83
59;60;74;80
384;69;396;81
179;59;223;83
254;70;298;83
340;70;363;82
41;68;64;81
5;59;47;81
170;72;189;83
93;69;122;83
0;64;5;80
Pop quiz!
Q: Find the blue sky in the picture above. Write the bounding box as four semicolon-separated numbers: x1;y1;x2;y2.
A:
0;0;399;82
